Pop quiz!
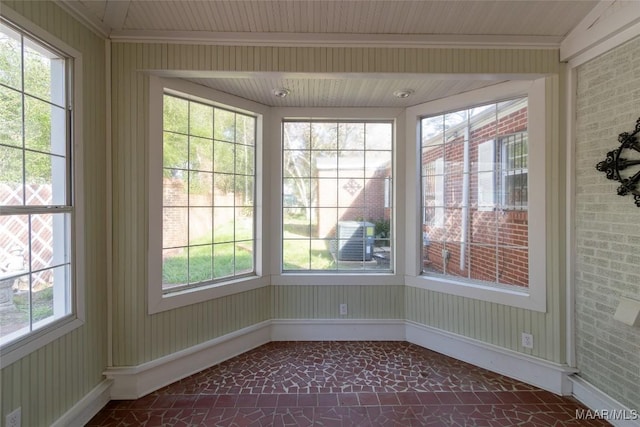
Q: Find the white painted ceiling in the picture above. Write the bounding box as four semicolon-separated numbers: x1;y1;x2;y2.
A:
59;0;603;107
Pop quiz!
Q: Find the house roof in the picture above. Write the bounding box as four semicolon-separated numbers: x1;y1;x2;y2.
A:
56;0;603;108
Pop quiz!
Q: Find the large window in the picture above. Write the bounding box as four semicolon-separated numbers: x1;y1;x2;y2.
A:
0;19;74;348
160;93;256;294
282;120;393;272
420;97;529;288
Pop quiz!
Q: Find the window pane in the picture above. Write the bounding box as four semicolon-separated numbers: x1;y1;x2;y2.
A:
213;207;235;243
162;207;188;248
31;266;66;324
365;122;392;150
163;132;188;170
163;96;188;134
283;239;310;270
213;242;234;278
23;39;65;106
283;122;310;150
311;122;337;150
189;137;213;172
338;123;364;150
236;114;255;146
189;244;212;284
163;247;187;287
163;175;187;207
30;213;70;271
0;273;30;341
0;23;22;90
0;145;24;205
498;247;528;287
235;143;254;176
24;96;66;156
214;141;235;174
0;85;23;147
235;207;253;241
188;171;213;206
214;109;235;142
189;102;213;139
234;242;253;275
25;151;66;205
189;207;213;245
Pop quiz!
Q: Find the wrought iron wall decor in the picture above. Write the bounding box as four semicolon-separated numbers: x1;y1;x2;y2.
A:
595;117;640;207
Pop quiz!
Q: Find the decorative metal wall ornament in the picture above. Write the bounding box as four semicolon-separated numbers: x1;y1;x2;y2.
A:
595;117;640;207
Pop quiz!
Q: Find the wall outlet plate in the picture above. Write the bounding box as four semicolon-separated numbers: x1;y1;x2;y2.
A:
521;333;534;349
6;407;21;427
339;304;348;315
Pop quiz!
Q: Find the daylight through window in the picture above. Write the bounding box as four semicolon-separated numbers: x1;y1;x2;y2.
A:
161;93;256;293
282;120;393;272
0;20;73;346
420;97;529;287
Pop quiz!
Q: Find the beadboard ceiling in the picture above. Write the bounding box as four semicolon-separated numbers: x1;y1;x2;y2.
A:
58;0;602;107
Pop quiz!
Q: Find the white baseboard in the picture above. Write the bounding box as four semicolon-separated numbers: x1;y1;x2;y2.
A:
570;376;640;427
271;318;406;341
51;379;113;427
104;320;272;399
405;321;577;395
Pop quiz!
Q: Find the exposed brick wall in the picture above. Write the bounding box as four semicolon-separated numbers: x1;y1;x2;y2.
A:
422;106;529;287
574;36;640;410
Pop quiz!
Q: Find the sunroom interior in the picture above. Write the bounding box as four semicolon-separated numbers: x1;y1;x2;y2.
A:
0;1;639;425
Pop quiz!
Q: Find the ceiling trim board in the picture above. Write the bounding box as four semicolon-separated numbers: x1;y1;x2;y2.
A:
560;0;640;62
103;0;130;32
109;31;562;49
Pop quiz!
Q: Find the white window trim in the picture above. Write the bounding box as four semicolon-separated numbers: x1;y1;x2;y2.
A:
404;80;547;312
0;6;85;369
268;107;406;286
147;76;269;314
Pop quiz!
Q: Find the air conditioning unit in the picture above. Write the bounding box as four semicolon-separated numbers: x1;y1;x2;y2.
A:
337;221;375;261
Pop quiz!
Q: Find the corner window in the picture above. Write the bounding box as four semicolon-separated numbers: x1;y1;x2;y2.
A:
0;19;76;351
160;93;256;294
420;97;529;288
282;120;393;272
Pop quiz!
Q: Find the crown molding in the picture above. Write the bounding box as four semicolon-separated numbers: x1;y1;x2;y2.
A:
109;30;562;50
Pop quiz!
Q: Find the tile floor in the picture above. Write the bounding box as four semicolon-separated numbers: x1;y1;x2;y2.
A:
87;341;610;426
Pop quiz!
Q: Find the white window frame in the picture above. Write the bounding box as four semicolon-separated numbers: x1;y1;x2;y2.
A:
269;107;405;287
405;80;546;312
0;8;85;368
148;76;269;314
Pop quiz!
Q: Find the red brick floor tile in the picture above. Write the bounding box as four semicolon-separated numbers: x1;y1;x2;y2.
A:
87;342;610;426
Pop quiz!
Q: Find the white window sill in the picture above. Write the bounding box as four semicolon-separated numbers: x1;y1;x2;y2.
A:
404;274;546;312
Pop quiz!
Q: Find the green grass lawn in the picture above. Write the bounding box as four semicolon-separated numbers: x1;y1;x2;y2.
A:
162;218;254;285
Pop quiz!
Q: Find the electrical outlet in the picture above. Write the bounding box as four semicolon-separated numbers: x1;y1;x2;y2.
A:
521;333;534;349
339;303;348;315
6;407;21;427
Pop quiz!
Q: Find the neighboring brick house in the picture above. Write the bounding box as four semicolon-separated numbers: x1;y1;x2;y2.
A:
315;156;391;240
422;98;529;287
